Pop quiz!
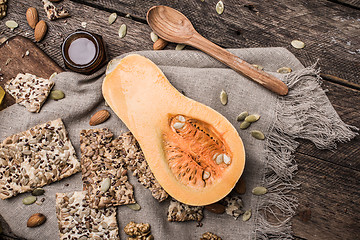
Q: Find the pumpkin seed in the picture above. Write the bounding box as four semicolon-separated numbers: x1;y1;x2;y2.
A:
23;196;37;205
252;64;264;70
100;177;111;192
240;121;251;130
0;86;5;105
202;171;210;180
291;40;305;49
49;90;65;100
127;203;141;211
220;89;228;105
236;111;249;121
32;188;45;196
118;24;127;38
251;130;265;140
175;44;186;51
252;186;267;195
49;72;57;81
277;67;292;74
245;114;260;123
216;1;224;15
5;20;18;31
108;13;117;24
125;13;131;19
242;209;252;221
150;32;158;43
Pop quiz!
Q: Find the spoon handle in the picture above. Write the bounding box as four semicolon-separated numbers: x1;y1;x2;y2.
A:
187;33;288;96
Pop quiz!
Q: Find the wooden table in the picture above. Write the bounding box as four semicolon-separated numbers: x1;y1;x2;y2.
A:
0;0;359;239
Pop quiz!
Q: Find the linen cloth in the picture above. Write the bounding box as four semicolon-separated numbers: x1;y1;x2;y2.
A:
0;48;356;240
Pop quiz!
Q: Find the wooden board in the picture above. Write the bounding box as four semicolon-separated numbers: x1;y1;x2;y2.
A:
0;35;63;111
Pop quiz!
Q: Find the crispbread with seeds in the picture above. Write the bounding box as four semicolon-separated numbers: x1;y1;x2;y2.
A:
167;199;204;222
0;118;80;199
42;0;69;20
56;191;120;240
119;132;168;202
80;128;136;209
220;195;244;219
5;73;54;113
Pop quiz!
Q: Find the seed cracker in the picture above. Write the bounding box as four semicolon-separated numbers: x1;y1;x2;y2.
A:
56;191;119;240
0;118;80;199
167;199;204;222
5;73;54;113
221;195;244;219
119;132;169;202
80;128;136;209
201;232;222;240
42;0;70;20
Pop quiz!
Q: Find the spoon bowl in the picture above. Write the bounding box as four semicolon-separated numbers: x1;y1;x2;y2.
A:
147;6;195;43
147;6;288;96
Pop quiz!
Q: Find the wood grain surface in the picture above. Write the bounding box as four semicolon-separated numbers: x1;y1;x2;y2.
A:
0;0;359;239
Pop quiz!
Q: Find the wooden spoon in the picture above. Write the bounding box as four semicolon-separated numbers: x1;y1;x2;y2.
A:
147;6;288;96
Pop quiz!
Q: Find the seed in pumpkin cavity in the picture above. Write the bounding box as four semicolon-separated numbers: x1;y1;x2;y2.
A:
203;171;210;180
177;115;186;122
216;154;224;164
173;122;185;129
223;154;231;164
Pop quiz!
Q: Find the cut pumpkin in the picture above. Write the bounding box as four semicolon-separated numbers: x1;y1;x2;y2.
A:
102;54;245;206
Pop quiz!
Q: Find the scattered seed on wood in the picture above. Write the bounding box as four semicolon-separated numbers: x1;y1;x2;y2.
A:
5;20;18;31
119;24;127;38
237;111;249;121
252;186;267;195
23;196;37;205
32;188;45;196
245;114;260;123
49;90;65;100
127;203;141;211
242;209;252;221
49;72;57;81
175;43;186;50
291;40;305;49
125;13;131;18
5;58;11;66
277;67;292;74
251;130;265;140
240;121;250;130
216;1;224;15
81;22;87;28
220;89;228;105
108;13;117;24
252;64;264;70
150;32;158;42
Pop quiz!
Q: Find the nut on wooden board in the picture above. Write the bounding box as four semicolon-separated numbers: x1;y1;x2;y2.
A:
27;213;46;227
26;7;39;29
34;20;48;42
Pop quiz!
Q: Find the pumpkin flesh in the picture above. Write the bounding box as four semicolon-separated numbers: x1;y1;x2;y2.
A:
102;54;245;206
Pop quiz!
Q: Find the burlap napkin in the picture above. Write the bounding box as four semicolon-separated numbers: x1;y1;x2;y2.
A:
0;48;356;240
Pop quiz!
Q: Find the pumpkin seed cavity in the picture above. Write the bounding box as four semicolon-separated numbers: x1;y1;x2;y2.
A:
220;89;228;105
252;186;267;195
119;24;127;38
216;1;224;15
127;203;141;211
251;130;265;140
108;13;117;24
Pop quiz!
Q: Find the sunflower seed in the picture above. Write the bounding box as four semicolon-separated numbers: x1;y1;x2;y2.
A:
220;89;228;105
237;111;249;121
5;20;18;31
252;64;264;70
175;44;186;51
242;209;252;221
240;121;251;130
251;130;265;140
291;40;305;49
277;67;292;74
108;13;117;24
81;22;87;28
32;188;45;196
118;24;127;38
252;186;267;195
100;177;111;192
245;114;260;123
127;203;141;211
23;196;37;205
216;1;224;14
150;32;158;43
49;90;65;100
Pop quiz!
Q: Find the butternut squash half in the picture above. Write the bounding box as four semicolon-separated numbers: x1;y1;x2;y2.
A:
103;54;245;206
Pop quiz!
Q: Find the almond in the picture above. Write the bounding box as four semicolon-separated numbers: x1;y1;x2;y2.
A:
26;7;38;29
89;110;110;126
34;20;47;42
27;213;46;228
153;38;168;50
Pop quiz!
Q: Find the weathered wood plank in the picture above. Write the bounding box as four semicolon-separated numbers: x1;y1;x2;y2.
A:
72;0;360;86
292;152;360;240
